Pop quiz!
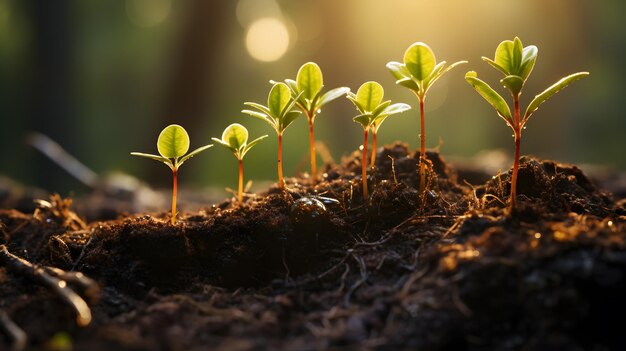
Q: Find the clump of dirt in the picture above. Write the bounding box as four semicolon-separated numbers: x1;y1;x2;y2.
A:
0;142;625;350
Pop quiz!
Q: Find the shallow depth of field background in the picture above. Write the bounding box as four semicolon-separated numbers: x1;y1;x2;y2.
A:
0;0;624;196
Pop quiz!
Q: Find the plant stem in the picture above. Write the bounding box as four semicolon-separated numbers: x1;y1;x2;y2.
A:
308;115;317;184
370;131;377;170
171;169;178;225
238;158;243;203
278;132;284;189
511;96;521;211
362;129;369;198
419;97;426;194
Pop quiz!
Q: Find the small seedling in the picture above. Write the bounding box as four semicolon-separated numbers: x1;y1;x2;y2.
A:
277;62;350;183
212;123;268;203
131;124;212;224
242;82;302;189
347;81;411;198
387;42;466;193
465;37;589;210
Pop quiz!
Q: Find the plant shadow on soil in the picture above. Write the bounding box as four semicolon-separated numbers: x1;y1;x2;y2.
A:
1;142;626;350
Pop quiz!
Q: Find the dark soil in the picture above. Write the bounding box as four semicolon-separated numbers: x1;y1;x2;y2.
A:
1;142;625;350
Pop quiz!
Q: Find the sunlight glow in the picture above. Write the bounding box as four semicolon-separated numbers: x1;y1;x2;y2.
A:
245;17;290;62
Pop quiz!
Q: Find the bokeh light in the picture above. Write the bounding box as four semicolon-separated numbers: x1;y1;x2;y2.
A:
245;17;290;62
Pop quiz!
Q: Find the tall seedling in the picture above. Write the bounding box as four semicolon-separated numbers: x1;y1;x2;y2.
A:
242;82;302;189
131;124;212;224
347;81;411;198
280;62;350;183
387;43;466;193
465;37;588;210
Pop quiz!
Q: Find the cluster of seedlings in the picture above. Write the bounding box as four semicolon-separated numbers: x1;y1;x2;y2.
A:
132;37;588;223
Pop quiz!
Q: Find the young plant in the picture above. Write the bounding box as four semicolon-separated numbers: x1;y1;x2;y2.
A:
212;123;267;203
347;81;411;198
131;124;212;224
278;62;350;183
387;42;467;193
242;82;302;189
465;37;589;210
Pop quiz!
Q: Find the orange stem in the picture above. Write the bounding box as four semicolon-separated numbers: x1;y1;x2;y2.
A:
308;116;317;184
171;169;178;225
419;97;426;193
362;129;369;198
511;96;521;211
238;158;243;203
370;131;377;169
278;132;284;189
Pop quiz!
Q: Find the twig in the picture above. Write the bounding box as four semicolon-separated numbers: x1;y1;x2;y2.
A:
0;311;26;351
0;245;93;327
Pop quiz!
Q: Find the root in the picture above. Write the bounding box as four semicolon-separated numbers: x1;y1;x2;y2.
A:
0;245;96;327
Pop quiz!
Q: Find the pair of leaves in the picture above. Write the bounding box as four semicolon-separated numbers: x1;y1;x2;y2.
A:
212;123;268;160
387;42;466;98
242;82;303;134
131;124;213;170
465;37;589;129
347;81;411;131
279;62;350;119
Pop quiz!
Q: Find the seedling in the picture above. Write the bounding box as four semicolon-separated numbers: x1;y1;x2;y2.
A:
347;81;411;198
465;37;589;210
277;62;350;183
387;42;466;193
212;123;268;203
131;124;212;224
242;82;302;189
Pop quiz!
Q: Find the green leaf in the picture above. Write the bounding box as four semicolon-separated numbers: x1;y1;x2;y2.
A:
356;81;384;112
403;42;436;81
372;103;411;131
243;102;271;116
280;110;302;131
346;92;365;114
519;45;538;80
178;144;213;166
242;108;277;128
500;75;524;96
424;60;467;93
386;61;410;80
318;87;350;107
353;114;372;128
280;91;303;117
157;124;189;159
380;102;411;116
493;39;517;75
371;100;392;117
130;152;172;168
465;71;512;121
241;134;268;158
524;72;589;121
482;57;509;76
387;62;419;90
221;123;248;151
396;77;419;91
297;62;323;101
284;79;299;95
268;82;292;117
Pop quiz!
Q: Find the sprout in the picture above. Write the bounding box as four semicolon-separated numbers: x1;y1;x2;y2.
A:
212;123;268;203
131;124;212;224
347;81;411;198
242;82;302;189
278;62;350;183
465;37;589;211
387;42;466;193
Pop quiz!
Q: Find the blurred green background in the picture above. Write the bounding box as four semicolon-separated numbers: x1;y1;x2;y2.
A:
0;0;624;196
